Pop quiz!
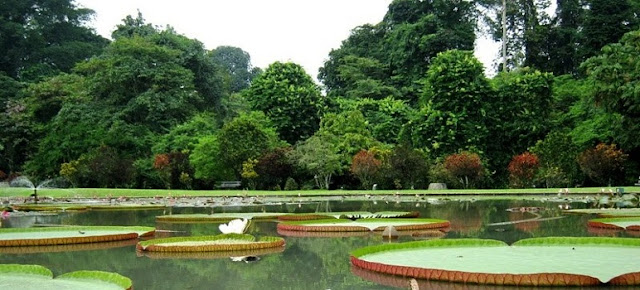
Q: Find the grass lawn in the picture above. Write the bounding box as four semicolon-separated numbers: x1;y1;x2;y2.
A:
1;186;638;199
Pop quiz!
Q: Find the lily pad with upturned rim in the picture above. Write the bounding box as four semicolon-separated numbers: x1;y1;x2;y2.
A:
0;264;132;289
136;233;285;252
277;218;450;232
0;226;155;246
139;244;285;259
277;211;419;221
350;237;640;286
564;208;640;217
588;217;640;231
155;213;287;223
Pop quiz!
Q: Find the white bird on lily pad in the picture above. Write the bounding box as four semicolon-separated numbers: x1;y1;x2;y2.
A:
219;218;249;234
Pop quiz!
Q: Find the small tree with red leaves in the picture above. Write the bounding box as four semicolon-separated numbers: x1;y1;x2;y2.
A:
351;149;382;189
507;152;540;188
577;143;627;186
443;152;484;189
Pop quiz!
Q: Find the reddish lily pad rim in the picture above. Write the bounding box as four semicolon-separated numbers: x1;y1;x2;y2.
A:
350;237;640;286
588;217;640;231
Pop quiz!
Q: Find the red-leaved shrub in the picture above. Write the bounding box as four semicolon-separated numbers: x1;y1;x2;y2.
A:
508;152;540;188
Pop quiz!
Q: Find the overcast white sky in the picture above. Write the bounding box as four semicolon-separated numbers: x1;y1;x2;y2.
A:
76;0;499;81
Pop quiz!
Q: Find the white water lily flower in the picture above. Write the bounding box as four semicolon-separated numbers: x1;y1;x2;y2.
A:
219;218;249;234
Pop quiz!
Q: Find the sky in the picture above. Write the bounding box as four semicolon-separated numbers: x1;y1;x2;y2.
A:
75;0;499;82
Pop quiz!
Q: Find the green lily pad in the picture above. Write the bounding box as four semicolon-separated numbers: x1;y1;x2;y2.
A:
139;244;285;259
277;218;449;232
350;237;640;286
136;233;285;252
156;213;287;223
0;264;132;289
278;211;419;221
0;239;138;254
565;208;640;217
0;226;155;246
589;217;640;231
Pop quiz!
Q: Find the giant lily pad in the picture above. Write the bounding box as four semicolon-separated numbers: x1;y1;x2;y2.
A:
0;264;132;289
350;237;640;286
156;213;287;223
277;218;449;232
0;226;155;246
139;245;285;259
136;233;285;252
565;208;640;218
588;217;640;231
0;239;137;254
278;211;419;221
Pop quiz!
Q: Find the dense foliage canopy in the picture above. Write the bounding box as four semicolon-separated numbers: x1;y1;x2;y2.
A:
2;0;640;190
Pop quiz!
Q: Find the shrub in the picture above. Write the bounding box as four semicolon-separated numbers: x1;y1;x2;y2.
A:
443;152;484;189
284;177;298;190
350;149;382;189
535;166;570;188
507;152;540;188
577;143;627;186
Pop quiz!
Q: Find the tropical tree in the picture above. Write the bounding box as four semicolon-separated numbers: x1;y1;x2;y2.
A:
0;0;108;81
244;61;324;144
216;112;282;178
581;30;640;151
210;46;261;93
289;135;341;190
401;50;493;157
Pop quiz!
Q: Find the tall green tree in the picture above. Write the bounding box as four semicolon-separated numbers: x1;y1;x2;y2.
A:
210;46;261;93
581;30;640;151
482;0;551;70
216;112;282;178
320;0;476;105
0;0;108;81
581;0;639;60
244;61;324;145
401;50;493;157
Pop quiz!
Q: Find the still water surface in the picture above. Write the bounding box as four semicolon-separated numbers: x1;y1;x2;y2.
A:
0;197;636;289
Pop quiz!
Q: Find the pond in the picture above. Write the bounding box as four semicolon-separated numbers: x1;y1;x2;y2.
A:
0;196;637;289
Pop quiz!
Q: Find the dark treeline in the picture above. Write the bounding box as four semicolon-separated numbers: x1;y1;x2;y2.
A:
1;0;640;190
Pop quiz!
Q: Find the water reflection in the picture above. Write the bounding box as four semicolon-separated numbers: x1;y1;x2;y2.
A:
0;198;638;289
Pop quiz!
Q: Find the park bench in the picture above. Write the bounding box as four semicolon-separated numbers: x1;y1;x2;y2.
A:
635;176;640;186
216;181;242;189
